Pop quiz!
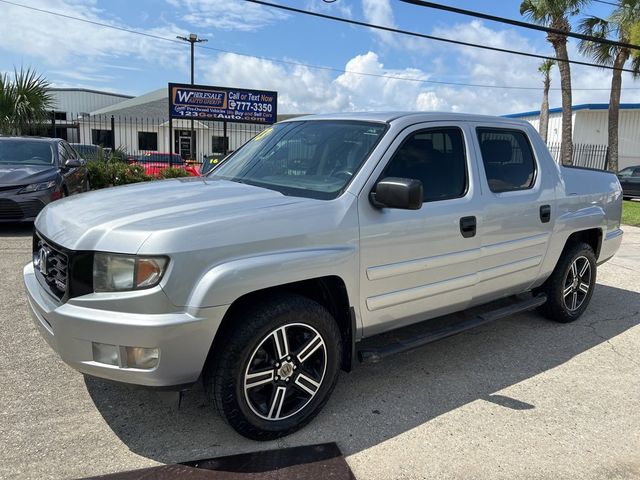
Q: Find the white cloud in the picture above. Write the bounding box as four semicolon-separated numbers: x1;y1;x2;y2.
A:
202;50;446;113
166;0;288;31
0;0;187;70
361;0;396;44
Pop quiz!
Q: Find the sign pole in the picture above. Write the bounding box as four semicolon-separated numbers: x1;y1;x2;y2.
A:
223;121;228;156
168;117;173;168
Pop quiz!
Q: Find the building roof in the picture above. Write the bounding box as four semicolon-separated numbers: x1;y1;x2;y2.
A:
89;88;166;117
49;87;133;99
504;103;640;118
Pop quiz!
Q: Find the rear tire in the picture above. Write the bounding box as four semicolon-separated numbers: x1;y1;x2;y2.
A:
205;294;342;440
535;242;596;323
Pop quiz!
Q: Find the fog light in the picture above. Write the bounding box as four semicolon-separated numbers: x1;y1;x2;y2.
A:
125;346;159;369
92;342;119;366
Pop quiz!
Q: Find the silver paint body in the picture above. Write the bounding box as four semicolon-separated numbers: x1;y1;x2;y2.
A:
23;112;624;387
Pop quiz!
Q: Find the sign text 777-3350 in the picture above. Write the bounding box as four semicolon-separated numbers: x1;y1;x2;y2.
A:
168;83;278;124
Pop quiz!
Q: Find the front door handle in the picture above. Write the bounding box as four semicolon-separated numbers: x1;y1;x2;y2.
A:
460;216;476;238
540;205;551;223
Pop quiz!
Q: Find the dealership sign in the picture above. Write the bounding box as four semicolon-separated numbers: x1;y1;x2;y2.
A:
168;83;277;124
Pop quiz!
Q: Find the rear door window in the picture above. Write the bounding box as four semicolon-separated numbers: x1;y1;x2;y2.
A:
476;128;536;193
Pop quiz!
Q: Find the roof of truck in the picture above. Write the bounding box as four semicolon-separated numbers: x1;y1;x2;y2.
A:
283;111;531;125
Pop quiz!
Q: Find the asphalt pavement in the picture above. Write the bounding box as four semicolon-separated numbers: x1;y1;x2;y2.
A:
1;222;638;479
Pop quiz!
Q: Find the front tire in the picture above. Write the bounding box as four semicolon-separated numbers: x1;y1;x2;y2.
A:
205;294;342;440
536;242;596;323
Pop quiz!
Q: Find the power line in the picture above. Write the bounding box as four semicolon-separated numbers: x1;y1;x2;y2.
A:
1;0;638;92
246;0;639;74
401;0;640;52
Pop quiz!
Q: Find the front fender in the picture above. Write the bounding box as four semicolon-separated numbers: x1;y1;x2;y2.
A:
187;247;358;308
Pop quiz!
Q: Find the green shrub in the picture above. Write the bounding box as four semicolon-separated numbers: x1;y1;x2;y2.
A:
160;167;191;179
87;160;151;189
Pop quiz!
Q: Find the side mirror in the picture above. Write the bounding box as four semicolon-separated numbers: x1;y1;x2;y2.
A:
371;177;423;210
64;158;82;168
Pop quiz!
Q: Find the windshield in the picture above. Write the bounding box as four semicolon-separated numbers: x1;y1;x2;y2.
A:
0;140;54;165
209;120;387;199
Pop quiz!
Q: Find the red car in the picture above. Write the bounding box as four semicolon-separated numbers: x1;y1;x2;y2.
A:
132;152;200;177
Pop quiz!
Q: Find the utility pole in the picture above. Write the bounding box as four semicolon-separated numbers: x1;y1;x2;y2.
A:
176;33;207;161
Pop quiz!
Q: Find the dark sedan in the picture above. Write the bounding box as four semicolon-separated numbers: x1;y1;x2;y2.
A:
618;165;640;199
0;137;89;222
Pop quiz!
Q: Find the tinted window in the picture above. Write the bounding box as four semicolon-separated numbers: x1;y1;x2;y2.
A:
62;142;77;159
477;128;536;193
0;140;54;165
618;167;634;176
382;127;467;202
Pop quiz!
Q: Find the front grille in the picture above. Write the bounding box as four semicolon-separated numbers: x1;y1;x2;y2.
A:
0;198;45;220
34;236;68;300
0;199;23;219
20;199;46;218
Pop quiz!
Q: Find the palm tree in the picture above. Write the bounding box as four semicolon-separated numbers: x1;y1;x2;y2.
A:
0;67;53;136
578;0;640;173
521;0;590;165
538;59;555;143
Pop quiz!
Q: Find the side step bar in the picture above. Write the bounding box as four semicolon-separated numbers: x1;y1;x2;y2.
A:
358;293;547;364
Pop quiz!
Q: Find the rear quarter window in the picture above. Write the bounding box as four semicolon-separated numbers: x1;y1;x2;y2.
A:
476;128;536;193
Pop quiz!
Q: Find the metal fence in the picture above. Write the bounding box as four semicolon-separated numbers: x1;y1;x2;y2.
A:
24;112;270;163
547;142;609;170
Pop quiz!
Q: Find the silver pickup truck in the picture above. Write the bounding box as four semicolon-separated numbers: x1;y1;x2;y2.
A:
24;112;623;440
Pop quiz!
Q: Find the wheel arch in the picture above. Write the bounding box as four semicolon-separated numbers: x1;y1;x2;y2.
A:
562;227;603;259
206;275;356;374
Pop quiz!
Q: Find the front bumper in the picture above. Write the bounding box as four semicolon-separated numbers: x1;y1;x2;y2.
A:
23;263;228;387
0;189;50;222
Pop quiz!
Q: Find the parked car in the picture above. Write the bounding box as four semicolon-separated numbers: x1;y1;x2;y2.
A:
617;165;640;199
24;113;623;440
0;137;89;222
133;152;200;177
69;143;106;161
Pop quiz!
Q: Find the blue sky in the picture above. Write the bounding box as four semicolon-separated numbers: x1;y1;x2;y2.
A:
1;0;639;115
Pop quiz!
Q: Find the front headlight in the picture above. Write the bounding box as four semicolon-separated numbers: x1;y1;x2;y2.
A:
19;180;57;194
93;253;168;292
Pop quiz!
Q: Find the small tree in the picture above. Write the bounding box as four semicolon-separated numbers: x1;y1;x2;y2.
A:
538;59;555;143
0;67;53;136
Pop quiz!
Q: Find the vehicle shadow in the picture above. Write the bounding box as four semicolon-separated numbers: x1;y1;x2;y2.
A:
84;283;640;464
0;221;33;237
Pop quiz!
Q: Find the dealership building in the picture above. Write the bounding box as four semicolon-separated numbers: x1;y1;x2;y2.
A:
505;103;640;170
46;87;296;161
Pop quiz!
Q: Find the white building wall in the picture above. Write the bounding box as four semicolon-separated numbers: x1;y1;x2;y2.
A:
78;118;263;159
519;107;640;169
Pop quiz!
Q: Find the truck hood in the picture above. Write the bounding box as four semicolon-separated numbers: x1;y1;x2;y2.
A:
35;177;312;253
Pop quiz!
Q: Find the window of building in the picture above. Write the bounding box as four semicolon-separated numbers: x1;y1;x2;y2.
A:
212;135;229;153
476;128;536;193
91;129;113;148
138;132;158;151
382;127;467;203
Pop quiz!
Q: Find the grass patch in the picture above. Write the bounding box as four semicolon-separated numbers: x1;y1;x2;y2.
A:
622;200;640;227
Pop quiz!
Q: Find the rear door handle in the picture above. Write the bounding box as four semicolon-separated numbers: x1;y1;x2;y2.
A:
459;216;476;238
540;205;551;223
